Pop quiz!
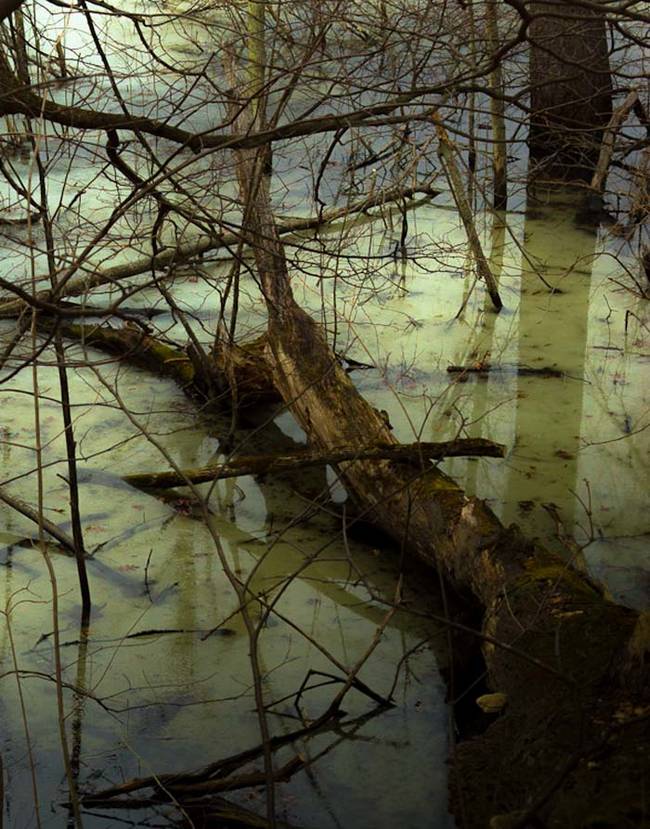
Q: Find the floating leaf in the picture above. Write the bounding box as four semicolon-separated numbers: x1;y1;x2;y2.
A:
476;692;507;714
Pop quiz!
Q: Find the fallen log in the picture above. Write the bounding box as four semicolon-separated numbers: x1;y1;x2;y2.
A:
52;321;279;408
41;115;647;829
81;756;305;805
231;131;649;827
55;269;648;826
121;438;506;489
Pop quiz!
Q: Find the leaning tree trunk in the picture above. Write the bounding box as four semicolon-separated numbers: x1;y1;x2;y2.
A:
528;0;613;181
231;115;649;825
45;135;648;827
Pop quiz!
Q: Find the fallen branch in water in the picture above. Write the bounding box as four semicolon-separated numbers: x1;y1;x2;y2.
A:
0;487;77;554
447;363;564;378
121;438;506;490
81;756;305;807
591;89;639;195
79;700;348;803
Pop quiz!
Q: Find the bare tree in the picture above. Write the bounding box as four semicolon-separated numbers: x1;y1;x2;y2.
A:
0;1;647;827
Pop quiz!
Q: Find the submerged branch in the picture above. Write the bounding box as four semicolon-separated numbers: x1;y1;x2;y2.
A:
81;705;344;802
0;487;77;554
447;363;564;378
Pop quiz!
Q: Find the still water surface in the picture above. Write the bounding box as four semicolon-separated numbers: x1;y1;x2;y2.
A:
0;191;647;827
0;2;647;826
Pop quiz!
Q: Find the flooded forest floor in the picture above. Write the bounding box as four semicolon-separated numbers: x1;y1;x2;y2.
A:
0;2;648;827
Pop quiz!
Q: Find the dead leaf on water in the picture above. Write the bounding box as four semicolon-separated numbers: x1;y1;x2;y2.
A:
476;692;507;714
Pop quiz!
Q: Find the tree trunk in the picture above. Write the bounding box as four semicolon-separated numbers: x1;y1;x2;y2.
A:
529;1;613;181
486;0;508;209
231;124;648;825
435;116;502;311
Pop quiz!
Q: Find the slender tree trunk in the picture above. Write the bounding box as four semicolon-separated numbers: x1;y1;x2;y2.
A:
247;0;271;175
485;0;508;209
435;117;502;310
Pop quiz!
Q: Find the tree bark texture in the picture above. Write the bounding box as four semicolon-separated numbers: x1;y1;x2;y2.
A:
529;0;613;181
231;128;648;826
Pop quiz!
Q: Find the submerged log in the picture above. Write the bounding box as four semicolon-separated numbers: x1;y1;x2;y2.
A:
447;363;564;378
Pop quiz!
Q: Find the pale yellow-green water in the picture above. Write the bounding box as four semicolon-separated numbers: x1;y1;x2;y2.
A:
0;3;647;826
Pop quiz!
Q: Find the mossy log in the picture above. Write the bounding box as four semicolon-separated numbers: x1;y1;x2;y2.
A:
57;282;649;826
54;222;649;828
56;321;279;408
231;140;649;827
49;142;648;829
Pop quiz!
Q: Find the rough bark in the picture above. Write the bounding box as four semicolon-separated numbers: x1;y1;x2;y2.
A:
231;129;648;826
35;99;646;829
529;1;613;181
55;269;649;827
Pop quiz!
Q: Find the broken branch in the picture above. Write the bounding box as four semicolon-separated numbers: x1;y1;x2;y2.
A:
121;439;506;489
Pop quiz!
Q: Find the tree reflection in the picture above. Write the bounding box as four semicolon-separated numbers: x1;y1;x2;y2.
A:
503;186;598;539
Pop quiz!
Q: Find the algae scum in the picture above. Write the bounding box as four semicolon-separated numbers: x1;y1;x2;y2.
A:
0;191;647;827
0;2;648;826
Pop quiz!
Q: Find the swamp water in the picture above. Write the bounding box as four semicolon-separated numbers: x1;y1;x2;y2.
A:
0;191;647;827
0;3;648;826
